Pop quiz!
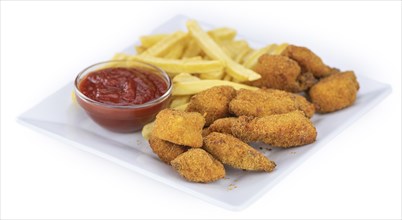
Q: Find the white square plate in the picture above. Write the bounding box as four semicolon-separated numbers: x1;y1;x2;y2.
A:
18;15;392;210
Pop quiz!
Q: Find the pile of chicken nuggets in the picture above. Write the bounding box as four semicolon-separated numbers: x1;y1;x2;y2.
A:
148;44;360;183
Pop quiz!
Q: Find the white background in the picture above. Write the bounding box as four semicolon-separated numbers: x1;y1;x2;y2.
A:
1;1;401;219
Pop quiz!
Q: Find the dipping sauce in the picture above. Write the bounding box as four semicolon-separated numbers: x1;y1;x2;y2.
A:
79;67;168;106
75;61;172;133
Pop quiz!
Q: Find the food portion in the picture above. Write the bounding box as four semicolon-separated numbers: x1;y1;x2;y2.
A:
74;61;172;132
186;20;261;82
204;132;276;172
250;54;316;92
148;135;188;164
78;67;168;105
171;149;225;183
73;19;362;183
281;45;336;78
141;31;188;57
152;109;205;148
186;86;236;126
207;111;317;148
309;71;359;113
172;76;258;95
231;111;317;147
229;89;315;118
204;117;237;136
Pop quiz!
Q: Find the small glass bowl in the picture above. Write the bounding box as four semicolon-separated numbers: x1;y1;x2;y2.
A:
74;60;172;133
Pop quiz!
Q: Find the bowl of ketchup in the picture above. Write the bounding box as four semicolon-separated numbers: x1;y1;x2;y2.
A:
74;60;172;133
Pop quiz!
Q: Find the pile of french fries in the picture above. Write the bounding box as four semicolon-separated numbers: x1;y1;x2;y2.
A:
106;20;288;138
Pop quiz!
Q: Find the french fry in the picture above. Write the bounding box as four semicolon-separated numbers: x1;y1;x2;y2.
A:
186;20;260;82
173;79;258;95
173;103;189;111
141;121;154;140
241;49;256;64
71;91;77;105
131;55;225;76
243;44;277;69
270;43;289;55
199;70;225;80
111;53;130;61
142;31;188;57
102;53;131;68
140;34;168;48
186;21;228;60
221;40;250;59
181;39;202;58
222;74;232;81
182;56;203;61
225;60;260;82
220;45;233;58
208;27;237;42
170;95;191;108
234;47;252;63
164;42;186;59
172;73;201;82
135;45;147;54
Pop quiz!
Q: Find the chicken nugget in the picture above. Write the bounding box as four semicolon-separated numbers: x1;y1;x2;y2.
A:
153;109;205;148
309;71;359;113
148;136;188;164
206;117;238;136
231;111;317;147
250;54;316;92
204;132;276;172
186;86;236;126
229;89;315;118
171;148;225;183
281;44;336;78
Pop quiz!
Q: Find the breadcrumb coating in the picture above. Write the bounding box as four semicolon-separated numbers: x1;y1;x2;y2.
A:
148;135;188;164
186;86;236;126
231;111;317;147
171;148;225;183
206;117;238;136
250;54;316;92
309;71;359;113
204;132;276;172
281;45;336;78
229;89;315;118
153;109;205;148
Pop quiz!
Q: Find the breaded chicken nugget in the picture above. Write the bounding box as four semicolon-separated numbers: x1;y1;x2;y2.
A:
204;132;276;172
250;54;316;92
206;117;238;135
229;89;315;118
309;71;359;113
186;86;236;126
153;109;205;148
171;148;225;183
148;136;188;164
231;111;317;147
281;44;336;78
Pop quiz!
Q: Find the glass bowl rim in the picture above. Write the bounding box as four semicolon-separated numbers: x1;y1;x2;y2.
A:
74;60;172;109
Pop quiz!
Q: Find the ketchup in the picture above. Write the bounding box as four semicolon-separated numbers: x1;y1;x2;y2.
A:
79;67;168;106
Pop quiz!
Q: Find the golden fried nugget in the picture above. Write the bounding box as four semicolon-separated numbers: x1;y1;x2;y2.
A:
153;109;205;148
186;86;236;126
202;128;212;137
309;71;359;113
231;111;317;147
204;132;276;172
229;89;315;118
281;44;336;78
171;148;225;183
207;117;238;135
148;136;188;164
250;55;316;92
